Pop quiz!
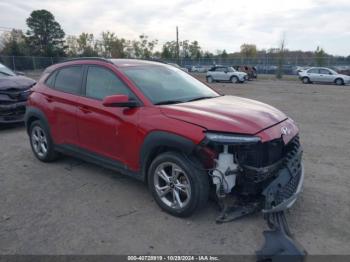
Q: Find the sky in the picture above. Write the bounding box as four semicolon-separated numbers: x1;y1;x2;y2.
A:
0;0;349;56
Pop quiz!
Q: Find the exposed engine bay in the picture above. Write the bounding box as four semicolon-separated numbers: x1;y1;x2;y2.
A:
199;133;306;261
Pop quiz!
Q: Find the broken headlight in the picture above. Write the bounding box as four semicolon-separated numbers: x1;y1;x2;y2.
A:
205;132;261;145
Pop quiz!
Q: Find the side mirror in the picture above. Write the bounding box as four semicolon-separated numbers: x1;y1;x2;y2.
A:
102;94;139;108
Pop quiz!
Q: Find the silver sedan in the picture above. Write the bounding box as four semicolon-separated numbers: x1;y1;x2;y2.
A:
298;67;350;85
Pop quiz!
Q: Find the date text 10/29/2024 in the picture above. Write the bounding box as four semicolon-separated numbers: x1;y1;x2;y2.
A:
127;256;219;261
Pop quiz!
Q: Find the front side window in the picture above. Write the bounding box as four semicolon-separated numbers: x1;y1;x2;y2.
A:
54;66;83;94
121;65;219;105
85;66;131;100
319;69;331;75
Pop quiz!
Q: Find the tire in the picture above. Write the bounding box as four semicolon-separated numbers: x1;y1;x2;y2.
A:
148;151;209;217
29;120;58;162
335;78;344;86
302;77;310;84
231;76;239;83
207;76;213;83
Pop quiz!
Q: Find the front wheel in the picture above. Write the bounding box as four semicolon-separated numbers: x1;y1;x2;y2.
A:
148;152;209;217
29;120;58;162
335;78;344;85
231;76;239;83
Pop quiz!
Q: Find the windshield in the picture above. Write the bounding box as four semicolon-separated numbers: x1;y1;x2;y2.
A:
0;63;16;76
227;67;236;72
121;65;219;105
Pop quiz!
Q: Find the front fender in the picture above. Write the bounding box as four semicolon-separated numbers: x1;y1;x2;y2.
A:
139;131;197;180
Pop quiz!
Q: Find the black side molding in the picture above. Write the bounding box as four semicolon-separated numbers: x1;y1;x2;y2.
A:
139;131;196;180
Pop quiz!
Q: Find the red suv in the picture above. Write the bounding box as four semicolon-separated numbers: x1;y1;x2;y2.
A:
25;58;304;218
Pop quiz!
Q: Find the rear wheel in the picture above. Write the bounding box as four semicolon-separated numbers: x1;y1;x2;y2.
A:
335;78;344;85
148;152;209;217
302;77;310;84
29;120;58;162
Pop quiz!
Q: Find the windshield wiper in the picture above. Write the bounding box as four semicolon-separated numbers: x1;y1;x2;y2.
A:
154;100;184;105
186;96;219;102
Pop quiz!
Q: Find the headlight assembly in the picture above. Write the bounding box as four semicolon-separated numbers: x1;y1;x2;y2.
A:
205;132;261;145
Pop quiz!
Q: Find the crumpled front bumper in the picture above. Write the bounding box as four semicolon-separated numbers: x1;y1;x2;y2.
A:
0;101;27;123
262;138;304;213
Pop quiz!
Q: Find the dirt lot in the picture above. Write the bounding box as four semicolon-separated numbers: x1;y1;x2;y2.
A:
1;76;350;255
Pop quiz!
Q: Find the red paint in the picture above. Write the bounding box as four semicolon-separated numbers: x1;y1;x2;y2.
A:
28;59;299;172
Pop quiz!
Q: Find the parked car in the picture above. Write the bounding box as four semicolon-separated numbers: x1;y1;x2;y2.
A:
298;67;350;85
25;58;303;219
0;63;36;124
191;65;208;73
167;63;188;72
206;66;247;83
234;65;257;80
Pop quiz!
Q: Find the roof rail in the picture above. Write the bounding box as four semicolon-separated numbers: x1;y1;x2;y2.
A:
58;57;113;64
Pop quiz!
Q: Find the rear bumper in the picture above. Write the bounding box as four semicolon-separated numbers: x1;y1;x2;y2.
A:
0;101;26;123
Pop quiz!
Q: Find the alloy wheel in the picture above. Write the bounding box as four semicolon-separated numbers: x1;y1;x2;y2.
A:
153;162;191;210
31;126;48;158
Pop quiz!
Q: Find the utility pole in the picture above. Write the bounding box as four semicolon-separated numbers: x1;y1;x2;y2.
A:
176;26;180;64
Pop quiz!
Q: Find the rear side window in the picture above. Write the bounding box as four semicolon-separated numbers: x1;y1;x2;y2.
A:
54;66;83;94
85;66;131;100
308;68;319;74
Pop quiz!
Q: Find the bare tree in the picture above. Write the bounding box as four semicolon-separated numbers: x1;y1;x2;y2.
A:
276;33;286;79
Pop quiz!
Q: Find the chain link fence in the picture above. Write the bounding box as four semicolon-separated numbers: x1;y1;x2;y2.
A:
1;55;350;75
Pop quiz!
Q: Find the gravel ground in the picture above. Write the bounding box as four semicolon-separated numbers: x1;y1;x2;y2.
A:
0;77;349;255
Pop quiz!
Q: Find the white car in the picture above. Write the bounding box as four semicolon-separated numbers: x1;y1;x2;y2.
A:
206;66;247;83
298;67;350;85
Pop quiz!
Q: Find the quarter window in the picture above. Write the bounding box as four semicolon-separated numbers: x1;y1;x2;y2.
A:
54;66;83;94
85;66;131;100
45;72;57;87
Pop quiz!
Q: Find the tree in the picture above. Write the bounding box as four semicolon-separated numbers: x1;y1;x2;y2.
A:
26;10;66;56
161;41;177;59
99;31;128;58
315;46;326;66
65;35;79;56
189;41;202;59
131;34;158;59
276;34;286;79
0;29;28;56
240;44;257;58
77;33;98;57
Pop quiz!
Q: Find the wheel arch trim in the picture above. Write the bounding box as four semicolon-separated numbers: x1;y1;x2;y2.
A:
140;131;197;180
25;106;50;135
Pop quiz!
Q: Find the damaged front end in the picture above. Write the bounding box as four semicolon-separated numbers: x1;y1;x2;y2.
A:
0;87;32;123
198;128;306;261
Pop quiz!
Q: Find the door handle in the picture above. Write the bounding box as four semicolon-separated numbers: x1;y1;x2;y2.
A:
78;106;92;114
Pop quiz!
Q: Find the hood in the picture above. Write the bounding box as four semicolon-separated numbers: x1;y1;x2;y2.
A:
0;75;36;91
161;96;287;135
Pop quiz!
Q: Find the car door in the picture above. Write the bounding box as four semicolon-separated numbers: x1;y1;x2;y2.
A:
215;67;227;80
306;68;320;82
76;64;141;164
319;68;334;83
43;65;83;145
